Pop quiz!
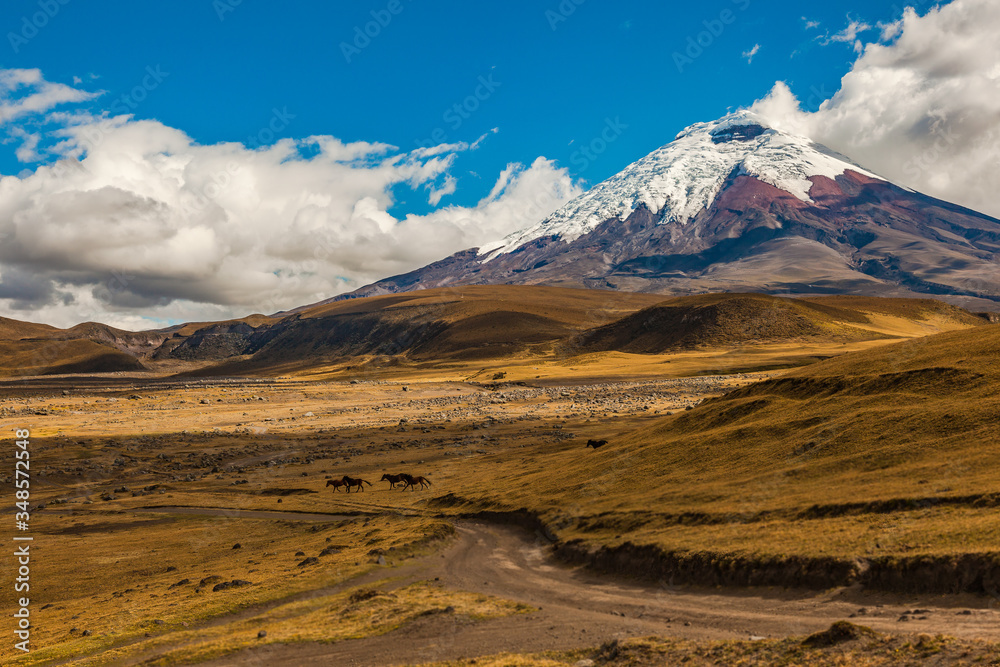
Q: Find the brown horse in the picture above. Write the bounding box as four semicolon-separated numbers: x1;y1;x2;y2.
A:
402;475;431;491
380;473;407;489
342;475;372;492
585;439;608;449
326;478;347;492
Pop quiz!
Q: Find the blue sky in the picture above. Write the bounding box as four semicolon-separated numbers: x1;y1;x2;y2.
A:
3;0;916;211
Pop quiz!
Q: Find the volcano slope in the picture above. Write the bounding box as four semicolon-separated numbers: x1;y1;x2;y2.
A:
340;111;1000;311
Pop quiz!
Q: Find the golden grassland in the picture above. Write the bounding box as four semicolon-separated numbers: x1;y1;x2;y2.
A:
403;326;1000;529
65;582;529;667
7;333;1000;565
1;510;476;665
3;308;1000;663
297;340;897;384
9;328;1000;553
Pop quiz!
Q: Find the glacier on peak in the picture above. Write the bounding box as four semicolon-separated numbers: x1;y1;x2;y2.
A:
478;110;883;260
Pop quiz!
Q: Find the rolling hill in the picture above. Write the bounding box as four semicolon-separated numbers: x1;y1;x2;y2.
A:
184;287;986;375
574;293;984;353
0;286;987;377
0;339;147;377
0;313;275;377
467;319;1000;520
0;315;60;340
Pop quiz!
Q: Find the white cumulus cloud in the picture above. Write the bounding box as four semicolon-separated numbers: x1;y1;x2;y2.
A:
821;17;874;53
0;71;582;329
752;0;1000;221
0;68;99;124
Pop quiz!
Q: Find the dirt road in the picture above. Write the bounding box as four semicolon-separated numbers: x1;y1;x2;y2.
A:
199;521;1000;666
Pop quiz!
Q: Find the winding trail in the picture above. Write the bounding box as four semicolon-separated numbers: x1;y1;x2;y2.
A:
191;520;1000;666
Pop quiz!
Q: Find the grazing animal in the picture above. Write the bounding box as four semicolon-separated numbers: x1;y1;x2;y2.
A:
402;475;431;491
380;473;407;489
325;479;347;492
341;475;372;492
585;439;608;449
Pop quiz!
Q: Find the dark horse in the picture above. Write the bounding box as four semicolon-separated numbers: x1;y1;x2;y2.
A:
380;473;408;489
585;439;608;449
325;478;347;492
341;475;372;492
402;475;431;491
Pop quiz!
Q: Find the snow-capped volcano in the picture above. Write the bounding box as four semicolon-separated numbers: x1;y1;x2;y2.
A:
335;110;1000;310
479;111;883;258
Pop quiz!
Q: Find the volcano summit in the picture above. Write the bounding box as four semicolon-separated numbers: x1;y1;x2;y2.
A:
341;110;1000;309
